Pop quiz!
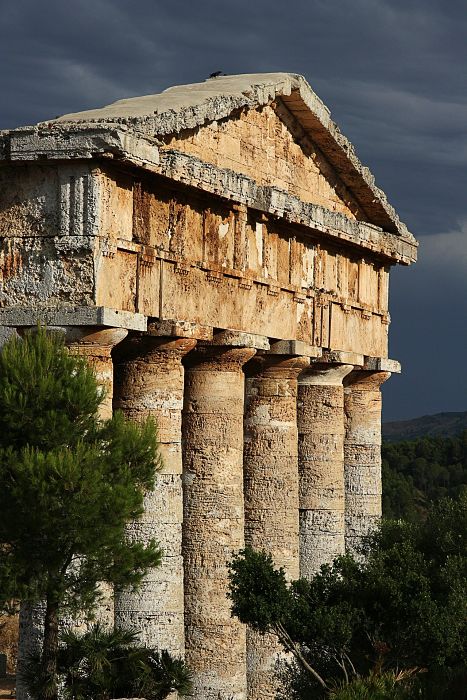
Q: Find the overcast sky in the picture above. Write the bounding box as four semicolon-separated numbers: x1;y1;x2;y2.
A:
1;0;466;420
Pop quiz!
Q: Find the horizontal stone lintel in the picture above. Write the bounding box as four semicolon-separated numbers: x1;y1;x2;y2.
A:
0;306;147;331
320;350;364;366
0;310;400;372
3;124;160;168
268;340;321;358
364;357;401;373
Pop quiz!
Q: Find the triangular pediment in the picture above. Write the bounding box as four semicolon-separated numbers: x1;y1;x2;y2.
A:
161;101;364;221
37;73;413;240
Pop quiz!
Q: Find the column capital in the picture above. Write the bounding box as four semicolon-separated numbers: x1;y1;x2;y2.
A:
184;345;256;371
246;353;310;379
268;339;321;358
115;334;197;363
19;325;128;354
207;329;269;350
68;327;128;351
344;369;392;391
299;362;354;386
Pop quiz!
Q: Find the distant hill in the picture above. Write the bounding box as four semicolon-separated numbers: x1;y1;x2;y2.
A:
382;423;467;521
383;411;467;443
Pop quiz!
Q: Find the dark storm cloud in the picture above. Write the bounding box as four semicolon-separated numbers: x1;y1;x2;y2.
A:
1;0;466;419
384;221;467;420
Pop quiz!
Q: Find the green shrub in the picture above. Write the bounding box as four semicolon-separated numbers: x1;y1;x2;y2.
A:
25;623;192;700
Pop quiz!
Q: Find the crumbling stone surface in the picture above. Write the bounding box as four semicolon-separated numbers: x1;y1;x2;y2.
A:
344;371;391;553
244;355;309;699
164;104;363;220
182;347;255;700
67;326;128;420
297;365;354;577
113;336;196;656
0;75;416;360
42;73;415;240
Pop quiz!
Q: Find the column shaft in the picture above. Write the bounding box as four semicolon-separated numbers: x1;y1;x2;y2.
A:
297;364;353;579
113;336;196;656
182;346;255;700
344;371;391;554
243;355;309;700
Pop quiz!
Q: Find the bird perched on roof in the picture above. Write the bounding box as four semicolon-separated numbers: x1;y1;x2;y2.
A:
208;71;226;78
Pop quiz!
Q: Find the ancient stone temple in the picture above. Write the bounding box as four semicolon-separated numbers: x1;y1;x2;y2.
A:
0;73;417;699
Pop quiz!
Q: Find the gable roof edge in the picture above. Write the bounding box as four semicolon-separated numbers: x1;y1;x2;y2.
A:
280;76;413;240
6;72;416;242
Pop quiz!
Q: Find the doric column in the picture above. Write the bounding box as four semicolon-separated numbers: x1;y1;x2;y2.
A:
182;345;256;700
66;327;128;420
113;335;196;657
343;370;391;554
297;363;354;579
16;326;127;700
243;354;309;700
66;327;128;631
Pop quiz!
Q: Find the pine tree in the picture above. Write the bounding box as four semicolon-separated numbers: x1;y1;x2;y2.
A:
0;327;163;700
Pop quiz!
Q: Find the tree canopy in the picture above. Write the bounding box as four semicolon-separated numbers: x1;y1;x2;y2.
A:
382;432;467;521
0;327;163;699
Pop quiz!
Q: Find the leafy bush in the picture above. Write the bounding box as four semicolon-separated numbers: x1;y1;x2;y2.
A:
328;669;420;699
25;623;192;700
229;494;467;699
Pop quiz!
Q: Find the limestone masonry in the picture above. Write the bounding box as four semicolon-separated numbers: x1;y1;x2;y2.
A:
0;73;417;700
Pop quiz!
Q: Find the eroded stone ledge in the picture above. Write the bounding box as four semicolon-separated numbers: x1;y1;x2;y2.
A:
0;306;147;330
0;129;416;263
